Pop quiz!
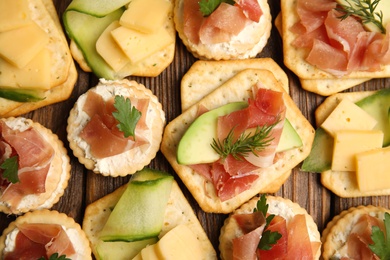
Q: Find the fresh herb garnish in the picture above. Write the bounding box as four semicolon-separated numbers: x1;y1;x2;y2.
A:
112;95;141;138
211;122;277;160
38;253;71;260
254;194;282;250
0;156;19;184
369;212;390;259
198;0;235;16
335;0;386;33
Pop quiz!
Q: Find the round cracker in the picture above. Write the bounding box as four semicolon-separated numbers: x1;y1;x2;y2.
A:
174;0;272;60
67;79;165;177
0;117;71;215
219;196;321;260
321;205;390;260
0;209;91;259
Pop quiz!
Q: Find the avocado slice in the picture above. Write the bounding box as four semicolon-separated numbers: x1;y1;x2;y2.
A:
63;7;124;79
177;102;248;165
276;118;303;152
0;88;45;102
99;168;173;242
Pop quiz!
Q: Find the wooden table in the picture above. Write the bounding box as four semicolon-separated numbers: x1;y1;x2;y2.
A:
1;0;390;258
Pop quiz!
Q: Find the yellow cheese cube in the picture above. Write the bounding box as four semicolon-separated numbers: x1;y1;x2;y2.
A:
321;99;378;136
96;21;131;72
332;130;383;171
120;0;172;33
0;48;51;90
140;244;159;260
0;0;32;32
356;146;390;192
111;25;173;64
0;23;49;68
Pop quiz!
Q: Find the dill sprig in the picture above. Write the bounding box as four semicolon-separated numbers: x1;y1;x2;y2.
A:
335;0;386;33
211;121;278;160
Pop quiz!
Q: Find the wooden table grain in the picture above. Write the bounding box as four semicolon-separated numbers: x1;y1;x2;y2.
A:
1;0;390;258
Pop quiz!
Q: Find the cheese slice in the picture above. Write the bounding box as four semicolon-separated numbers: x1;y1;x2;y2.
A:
119;0;172;33
0;22;49;68
356;146;390;192
321;99;378;136
332;130;383;171
0;0;32;32
0;48;51;90
96;21;131;72
111;25;173;64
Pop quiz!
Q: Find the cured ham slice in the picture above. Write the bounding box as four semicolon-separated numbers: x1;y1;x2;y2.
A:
257;215;288;259
4;223;75;260
293;0;390;75
183;0;262;44
79;91;150;159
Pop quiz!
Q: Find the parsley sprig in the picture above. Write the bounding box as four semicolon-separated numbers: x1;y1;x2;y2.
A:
211;122;277;160
38;253;71;260
198;0;235;16
369;212;390;259
0;156;19;184
112;95;142;139
335;0;386;33
254;194;282;250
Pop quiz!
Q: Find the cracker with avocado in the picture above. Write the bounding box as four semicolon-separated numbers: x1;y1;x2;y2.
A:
312;90;390;198
161;69;315;213
0;0;77;117
279;0;390;96
180;58;289;111
83;179;217;259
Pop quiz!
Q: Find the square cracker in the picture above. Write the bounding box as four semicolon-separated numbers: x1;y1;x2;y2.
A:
279;0;390;95
161;69;314;213
180;58;289;111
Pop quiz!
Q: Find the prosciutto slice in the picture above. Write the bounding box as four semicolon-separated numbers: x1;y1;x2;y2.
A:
4;223;75;260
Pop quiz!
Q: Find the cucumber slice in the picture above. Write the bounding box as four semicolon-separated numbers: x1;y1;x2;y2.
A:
99;168;174;242
63;8;124;79
66;0;131;17
0;88;45;102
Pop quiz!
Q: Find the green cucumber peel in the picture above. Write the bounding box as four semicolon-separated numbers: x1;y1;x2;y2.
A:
65;0;131;17
0;88;45;102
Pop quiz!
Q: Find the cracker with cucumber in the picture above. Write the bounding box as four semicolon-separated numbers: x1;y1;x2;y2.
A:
82;168;217;260
0;0;77;117
63;0;175;79
301;88;390;197
161;68;315;213
279;0;390;96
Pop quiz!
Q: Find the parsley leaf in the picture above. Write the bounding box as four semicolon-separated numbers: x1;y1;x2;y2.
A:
112;95;141;139
254;194;282;250
38;253;71;260
198;0;235;16
369;212;390;259
0;156;19;183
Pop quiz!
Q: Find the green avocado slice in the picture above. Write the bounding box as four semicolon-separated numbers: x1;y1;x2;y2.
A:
0;88;45;102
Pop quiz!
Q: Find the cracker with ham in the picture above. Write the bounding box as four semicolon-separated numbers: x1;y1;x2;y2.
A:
174;0;272;60
312;91;390;198
279;0;390;96
0;0;77;117
83;179;217;259
67;79;165;177
180;58;289;111
0;117;71;215
219;195;321;260
161;69;314;213
0;209;92;259
321;205;390;260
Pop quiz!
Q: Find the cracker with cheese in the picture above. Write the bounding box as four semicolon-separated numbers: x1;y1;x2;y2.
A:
82;171;217;259
64;0;175;79
0;0;77;117
161;69;314;213
302;89;390;197
321;205;390;260
279;0;390;96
